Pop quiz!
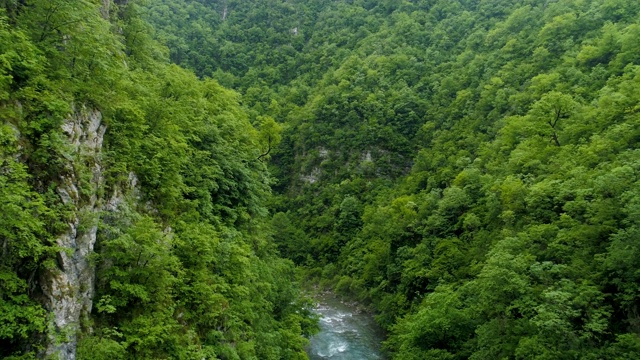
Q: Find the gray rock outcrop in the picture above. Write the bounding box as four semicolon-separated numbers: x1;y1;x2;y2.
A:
40;106;105;360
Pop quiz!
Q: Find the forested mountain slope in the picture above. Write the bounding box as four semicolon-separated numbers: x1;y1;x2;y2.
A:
0;1;314;359
145;0;640;358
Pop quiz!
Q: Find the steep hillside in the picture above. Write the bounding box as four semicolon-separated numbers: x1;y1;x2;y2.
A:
0;1;314;359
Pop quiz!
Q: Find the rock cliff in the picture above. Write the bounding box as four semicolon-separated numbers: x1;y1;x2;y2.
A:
40;107;105;360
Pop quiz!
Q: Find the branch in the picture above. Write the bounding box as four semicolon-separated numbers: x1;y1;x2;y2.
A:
548;107;563;146
257;135;272;161
549;108;562;128
551;132;560;147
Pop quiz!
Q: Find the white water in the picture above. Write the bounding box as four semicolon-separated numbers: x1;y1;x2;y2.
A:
307;293;386;360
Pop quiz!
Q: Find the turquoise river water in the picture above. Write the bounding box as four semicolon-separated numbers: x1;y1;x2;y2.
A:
306;293;386;360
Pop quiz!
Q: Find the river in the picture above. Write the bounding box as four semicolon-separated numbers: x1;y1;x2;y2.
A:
306;292;386;360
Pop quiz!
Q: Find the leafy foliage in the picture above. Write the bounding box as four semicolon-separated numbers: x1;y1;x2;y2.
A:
144;0;640;358
5;0;640;358
0;0;314;359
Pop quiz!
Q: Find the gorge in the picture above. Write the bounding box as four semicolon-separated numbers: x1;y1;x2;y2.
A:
2;0;640;359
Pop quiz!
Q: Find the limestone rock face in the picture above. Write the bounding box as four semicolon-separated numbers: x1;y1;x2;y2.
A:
41;107;106;360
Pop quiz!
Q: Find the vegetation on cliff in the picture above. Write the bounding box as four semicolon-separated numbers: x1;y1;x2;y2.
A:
0;1;314;359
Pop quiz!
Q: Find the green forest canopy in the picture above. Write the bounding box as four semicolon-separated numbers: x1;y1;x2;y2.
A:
2;0;640;359
0;1;314;359
145;0;640;358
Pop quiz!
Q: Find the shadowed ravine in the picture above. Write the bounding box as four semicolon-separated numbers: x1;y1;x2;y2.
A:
307;293;386;360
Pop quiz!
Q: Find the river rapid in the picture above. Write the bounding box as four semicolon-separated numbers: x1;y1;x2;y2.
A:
306;292;386;360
